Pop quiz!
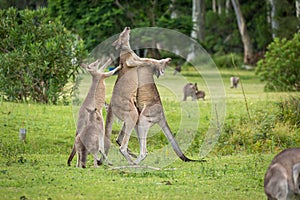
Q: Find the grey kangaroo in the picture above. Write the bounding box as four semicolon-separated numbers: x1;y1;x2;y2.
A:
67;59;121;166
264;148;300;200
75;108;111;168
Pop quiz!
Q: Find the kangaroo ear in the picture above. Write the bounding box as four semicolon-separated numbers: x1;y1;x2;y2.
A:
112;39;121;50
86;107;92;113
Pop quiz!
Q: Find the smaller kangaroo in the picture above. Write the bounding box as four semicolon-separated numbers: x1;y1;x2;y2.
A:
75;108;111;168
196;90;205;100
183;83;198;101
67;58;121;166
264;148;300;200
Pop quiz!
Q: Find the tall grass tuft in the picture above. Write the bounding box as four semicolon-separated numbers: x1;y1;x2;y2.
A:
276;95;300;128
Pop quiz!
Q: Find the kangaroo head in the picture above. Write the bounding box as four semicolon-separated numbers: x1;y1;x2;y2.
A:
81;58;113;76
112;27;131;50
80;59;101;74
86;108;101;121
154;58;172;78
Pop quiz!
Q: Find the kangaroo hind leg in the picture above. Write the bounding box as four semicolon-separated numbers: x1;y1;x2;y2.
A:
293;163;300;194
134;115;152;165
119;109;139;165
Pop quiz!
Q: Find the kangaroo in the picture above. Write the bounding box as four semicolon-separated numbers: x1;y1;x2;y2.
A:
74;108;112;168
67;59;121;166
230;76;239;88
104;27;167;164
183;83;198;101
196;90;205;100
132;58;201;164
264;148;300;200
105;27;199;164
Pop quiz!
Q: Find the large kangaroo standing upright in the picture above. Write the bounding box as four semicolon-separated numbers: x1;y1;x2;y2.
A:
105;27;199;164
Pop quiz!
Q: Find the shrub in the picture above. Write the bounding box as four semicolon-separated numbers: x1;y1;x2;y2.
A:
256;32;300;92
0;8;87;104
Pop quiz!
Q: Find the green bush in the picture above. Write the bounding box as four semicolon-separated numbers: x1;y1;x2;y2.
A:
0;8;87;104
256;32;300;92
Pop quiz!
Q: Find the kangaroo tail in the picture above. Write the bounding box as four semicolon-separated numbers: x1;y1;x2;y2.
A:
67;131;80;166
67;144;76;166
159;120;205;162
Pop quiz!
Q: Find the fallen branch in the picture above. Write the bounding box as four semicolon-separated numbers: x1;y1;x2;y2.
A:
110;165;161;171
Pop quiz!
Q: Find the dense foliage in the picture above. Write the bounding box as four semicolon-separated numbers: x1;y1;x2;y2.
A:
0;8;86;104
256;32;300;92
0;0;298;55
46;0;287;55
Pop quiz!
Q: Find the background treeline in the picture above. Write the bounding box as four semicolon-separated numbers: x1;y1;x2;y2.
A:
0;0;299;104
1;0;299;55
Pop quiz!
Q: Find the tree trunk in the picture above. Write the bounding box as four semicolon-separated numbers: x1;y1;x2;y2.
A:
231;0;254;64
212;0;217;12
225;0;231;14
191;0;205;42
267;0;278;38
218;0;222;15
170;0;178;19
296;0;300;19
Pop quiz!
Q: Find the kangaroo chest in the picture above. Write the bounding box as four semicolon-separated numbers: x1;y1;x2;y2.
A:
136;67;161;111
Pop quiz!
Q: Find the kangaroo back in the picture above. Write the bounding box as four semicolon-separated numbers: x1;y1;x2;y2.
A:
264;148;300;200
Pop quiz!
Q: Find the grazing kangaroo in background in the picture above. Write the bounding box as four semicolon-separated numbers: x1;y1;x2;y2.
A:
230;76;239;88
105;27;199;164
75;108;111;168
264;148;300;200
183;83;198;101
67;59;121;166
196;90;205;100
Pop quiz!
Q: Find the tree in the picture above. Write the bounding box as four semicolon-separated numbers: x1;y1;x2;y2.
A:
267;0;299;40
0;0;47;9
0;8;86;104
297;0;300;19
267;0;278;38
256;32;300;92
191;0;205;42
48;0;125;51
231;0;254;64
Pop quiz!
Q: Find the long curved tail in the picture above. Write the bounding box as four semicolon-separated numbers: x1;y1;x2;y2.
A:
67;130;79;166
67;144;76;166
159;120;205;162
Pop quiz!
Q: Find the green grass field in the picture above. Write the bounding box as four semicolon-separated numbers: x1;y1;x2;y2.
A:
0;68;299;199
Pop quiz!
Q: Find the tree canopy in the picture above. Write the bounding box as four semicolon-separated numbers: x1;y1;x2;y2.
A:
1;0;298;56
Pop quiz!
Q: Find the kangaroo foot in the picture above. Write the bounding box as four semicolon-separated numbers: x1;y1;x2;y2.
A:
116;140;137;158
119;147;135;165
134;154;147;165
